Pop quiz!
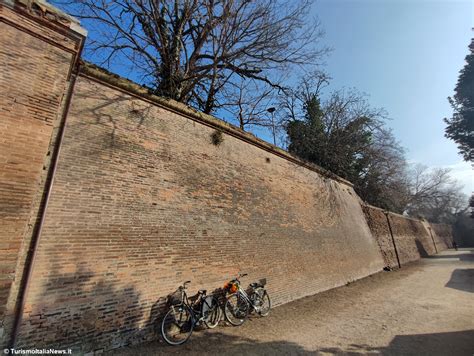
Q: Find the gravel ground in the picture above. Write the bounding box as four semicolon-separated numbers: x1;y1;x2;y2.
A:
112;248;474;355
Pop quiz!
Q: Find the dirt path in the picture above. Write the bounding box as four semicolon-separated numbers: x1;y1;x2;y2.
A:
113;249;474;355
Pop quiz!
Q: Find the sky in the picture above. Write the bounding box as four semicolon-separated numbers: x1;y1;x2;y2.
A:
312;0;473;195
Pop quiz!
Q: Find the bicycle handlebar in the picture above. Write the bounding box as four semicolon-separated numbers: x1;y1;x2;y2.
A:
183;281;191;288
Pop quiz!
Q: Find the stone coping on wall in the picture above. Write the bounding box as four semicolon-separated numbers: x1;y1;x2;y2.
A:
1;0;87;36
362;203;428;224
78;61;354;188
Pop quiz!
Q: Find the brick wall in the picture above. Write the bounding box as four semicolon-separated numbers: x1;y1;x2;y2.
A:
0;1;84;348
362;206;399;269
387;213;438;265
15;72;385;352
362;205;452;269
430;223;453;250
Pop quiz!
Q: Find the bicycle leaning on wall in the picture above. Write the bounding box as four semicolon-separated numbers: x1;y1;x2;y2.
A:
161;281;221;345
223;273;271;326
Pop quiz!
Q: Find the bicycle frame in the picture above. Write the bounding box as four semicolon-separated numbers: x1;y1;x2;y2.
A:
172;288;214;324
233;280;263;311
162;282;222;345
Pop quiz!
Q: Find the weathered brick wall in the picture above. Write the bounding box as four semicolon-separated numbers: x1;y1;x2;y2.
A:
430;223;453;250
0;2;84;347
387;213;437;265
15;72;385;352
362;205;447;269
362;206;399;269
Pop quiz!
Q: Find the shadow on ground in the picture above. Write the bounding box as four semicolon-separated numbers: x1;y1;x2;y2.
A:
445;269;474;293
319;330;474;355
112;329;309;355
111;328;474;356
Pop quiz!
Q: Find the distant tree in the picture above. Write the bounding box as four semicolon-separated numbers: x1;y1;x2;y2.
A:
405;164;467;223
444;38;474;162
55;0;327;117
282;73;409;212
470;194;474;218
354;127;410;212
453;210;474;247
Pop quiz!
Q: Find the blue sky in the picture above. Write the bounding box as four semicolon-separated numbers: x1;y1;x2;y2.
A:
313;0;473;194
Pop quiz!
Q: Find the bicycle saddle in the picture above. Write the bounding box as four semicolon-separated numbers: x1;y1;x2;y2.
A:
198;289;207;294
250;278;267;288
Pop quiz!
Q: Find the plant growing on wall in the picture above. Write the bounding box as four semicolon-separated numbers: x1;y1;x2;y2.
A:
210;130;224;146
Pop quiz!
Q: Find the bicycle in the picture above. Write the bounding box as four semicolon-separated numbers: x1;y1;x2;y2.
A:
161;281;221;345
223;273;271;326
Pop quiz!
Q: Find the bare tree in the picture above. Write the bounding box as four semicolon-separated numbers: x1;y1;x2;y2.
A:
278;70;331;124
220;79;276;130
55;0;327;116
405;164;467;223
357;127;410;212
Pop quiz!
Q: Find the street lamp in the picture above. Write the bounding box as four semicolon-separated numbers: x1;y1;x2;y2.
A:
267;107;276;145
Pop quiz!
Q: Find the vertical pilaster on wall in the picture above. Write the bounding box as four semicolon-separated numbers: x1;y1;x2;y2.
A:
427;226;438;254
384;212;401;269
0;0;86;348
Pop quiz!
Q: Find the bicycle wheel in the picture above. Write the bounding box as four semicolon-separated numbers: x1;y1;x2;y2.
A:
224;293;250;326
203;297;221;329
258;289;271;317
161;304;194;345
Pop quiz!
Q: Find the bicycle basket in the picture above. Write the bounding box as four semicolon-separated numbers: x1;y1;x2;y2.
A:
224;281;239;293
